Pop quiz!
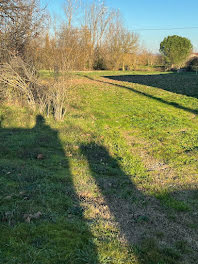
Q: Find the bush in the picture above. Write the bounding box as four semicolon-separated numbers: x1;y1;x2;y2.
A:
93;57;107;70
0;56;39;109
187;57;198;72
0;55;71;120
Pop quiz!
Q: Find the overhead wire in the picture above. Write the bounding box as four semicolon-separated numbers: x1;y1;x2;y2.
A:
131;26;198;32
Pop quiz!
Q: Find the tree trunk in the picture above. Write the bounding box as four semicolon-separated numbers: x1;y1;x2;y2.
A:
122;62;125;71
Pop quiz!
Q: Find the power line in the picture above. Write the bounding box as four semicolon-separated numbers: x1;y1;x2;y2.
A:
131;26;198;32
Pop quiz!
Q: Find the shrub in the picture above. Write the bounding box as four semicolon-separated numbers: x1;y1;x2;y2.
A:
0;56;39;109
187;57;198;72
0;55;71;120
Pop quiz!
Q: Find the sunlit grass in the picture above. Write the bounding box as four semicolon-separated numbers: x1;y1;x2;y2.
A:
0;71;198;263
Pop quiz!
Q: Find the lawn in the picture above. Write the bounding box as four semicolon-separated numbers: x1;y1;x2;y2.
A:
0;71;198;263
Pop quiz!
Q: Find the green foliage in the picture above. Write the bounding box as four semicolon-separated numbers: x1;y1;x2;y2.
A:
160;35;193;68
155;191;190;212
188;57;198;72
93;48;107;70
137;238;181;264
93;57;107;70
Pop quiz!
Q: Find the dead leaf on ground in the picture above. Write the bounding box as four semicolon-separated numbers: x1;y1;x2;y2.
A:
37;153;44;159
23;211;42;223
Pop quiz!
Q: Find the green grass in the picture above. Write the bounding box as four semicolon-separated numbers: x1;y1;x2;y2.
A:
0;71;198;263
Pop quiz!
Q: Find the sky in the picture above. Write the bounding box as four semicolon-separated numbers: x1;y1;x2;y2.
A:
42;0;198;53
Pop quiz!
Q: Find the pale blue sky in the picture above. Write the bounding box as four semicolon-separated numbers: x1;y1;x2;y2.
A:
42;0;198;53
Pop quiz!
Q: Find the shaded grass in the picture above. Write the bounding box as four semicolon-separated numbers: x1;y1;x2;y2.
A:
103;72;198;98
0;70;198;263
77;71;198;180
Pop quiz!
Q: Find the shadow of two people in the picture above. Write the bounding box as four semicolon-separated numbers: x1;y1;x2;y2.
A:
1;115;198;263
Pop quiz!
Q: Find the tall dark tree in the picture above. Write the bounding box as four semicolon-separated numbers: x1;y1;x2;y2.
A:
160;35;193;68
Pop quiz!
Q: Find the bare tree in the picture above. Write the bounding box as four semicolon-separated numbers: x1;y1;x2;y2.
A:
0;0;46;61
105;12;139;70
82;0;115;68
0;0;25;23
63;0;81;29
84;0;114;47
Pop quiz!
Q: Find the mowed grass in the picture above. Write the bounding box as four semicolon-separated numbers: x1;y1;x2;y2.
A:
0;71;198;263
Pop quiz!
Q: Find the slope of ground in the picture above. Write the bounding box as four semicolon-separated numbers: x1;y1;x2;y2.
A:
0;71;198;263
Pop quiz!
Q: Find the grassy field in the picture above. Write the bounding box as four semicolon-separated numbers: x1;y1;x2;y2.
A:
0;71;198;263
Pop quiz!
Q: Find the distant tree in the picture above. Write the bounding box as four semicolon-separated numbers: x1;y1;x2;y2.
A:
83;0;115;69
188;57;198;74
160;35;193;68
105;12;139;71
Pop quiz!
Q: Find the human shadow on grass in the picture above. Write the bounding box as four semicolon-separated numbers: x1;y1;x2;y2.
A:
81;142;198;264
104;73;198;99
0;115;98;264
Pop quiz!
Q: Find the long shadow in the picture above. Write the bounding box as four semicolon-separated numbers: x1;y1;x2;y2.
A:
104;73;198;99
82;74;198;115
87;75;198;115
81;142;198;263
0;115;98;264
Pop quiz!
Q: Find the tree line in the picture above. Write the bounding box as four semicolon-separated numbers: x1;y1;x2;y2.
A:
0;0;194;120
0;0;163;71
